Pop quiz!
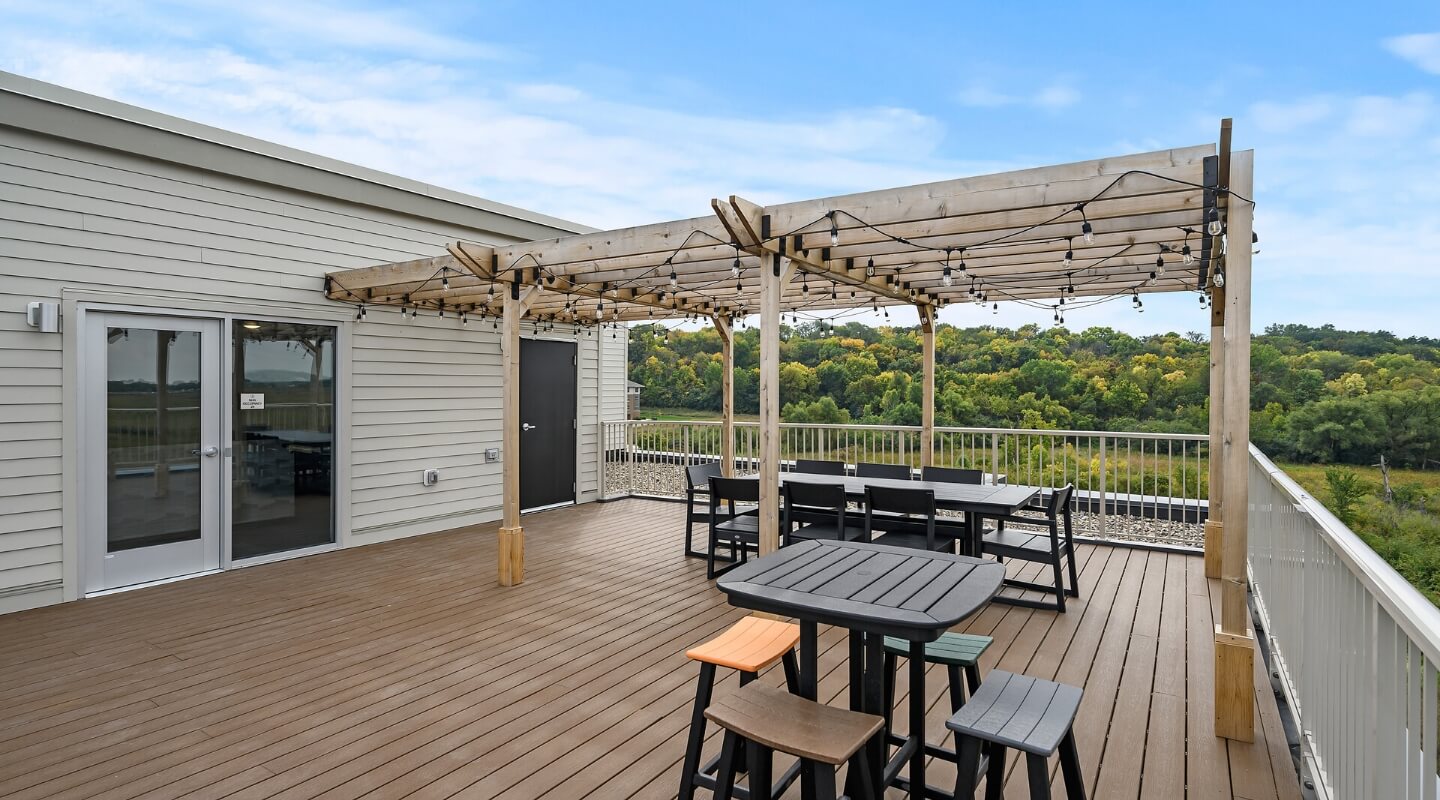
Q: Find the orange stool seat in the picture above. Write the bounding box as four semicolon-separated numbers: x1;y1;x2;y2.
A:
685;616;800;673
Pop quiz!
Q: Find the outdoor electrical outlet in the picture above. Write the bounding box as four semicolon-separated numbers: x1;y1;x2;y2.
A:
484;448;500;463
422;469;439;486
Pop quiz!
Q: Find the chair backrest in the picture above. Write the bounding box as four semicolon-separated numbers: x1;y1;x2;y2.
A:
1046;483;1075;517
784;480;847;511
709;475;759;505
686;461;723;491
794;458;847;476
865;484;935;516
921;466;984;485
856;462;911;481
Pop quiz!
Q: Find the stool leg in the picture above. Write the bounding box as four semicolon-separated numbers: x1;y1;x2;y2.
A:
882;651;897;733
955;735;982;800
715;731;740;800
781;649;800;693
1025;753;1052;800
983;744;1007;800
747;741;772;800
678;662;716;800
851;740;877;800
965;664;982;696
947;664;965;712
739;669;757;687
1058;731;1086;800
808;759;836;800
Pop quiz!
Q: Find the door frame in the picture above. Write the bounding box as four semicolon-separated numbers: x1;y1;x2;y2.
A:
520;332;582;514
71;299;350;597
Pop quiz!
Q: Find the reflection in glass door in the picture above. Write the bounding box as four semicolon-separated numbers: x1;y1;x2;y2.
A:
85;314;222;592
231;320;335;559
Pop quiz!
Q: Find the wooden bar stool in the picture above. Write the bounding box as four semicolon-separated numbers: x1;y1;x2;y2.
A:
946;670;1086;800
706;683;884;800
679;617;801;800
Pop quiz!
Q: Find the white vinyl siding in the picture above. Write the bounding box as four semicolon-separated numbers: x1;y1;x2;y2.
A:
0;89;616;612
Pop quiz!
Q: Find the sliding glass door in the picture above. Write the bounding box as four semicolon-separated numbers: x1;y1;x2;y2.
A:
230;320;336;560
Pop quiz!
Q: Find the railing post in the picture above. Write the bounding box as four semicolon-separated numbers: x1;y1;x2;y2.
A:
599;422;608;498
1097;434;1108;539
682;424;691;469
990;433;999;483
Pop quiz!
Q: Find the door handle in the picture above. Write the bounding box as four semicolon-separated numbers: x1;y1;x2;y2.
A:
190;446;220;457
522;423;536;432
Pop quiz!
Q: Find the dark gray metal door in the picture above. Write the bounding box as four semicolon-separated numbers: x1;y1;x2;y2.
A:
519;339;577;510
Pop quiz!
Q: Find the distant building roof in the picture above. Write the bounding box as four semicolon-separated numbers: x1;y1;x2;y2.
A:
627;380;644;390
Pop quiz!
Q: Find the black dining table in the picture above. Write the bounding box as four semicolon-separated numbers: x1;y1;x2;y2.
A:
775;472;1039;557
717;539;1005;800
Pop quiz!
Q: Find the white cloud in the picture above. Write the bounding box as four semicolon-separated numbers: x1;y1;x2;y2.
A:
1385;32;1440;75
954;82;1081;111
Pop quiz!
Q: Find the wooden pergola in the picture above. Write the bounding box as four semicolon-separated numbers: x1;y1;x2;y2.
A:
324;118;1257;740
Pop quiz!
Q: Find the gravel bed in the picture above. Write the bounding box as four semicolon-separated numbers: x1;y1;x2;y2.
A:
604;461;1204;549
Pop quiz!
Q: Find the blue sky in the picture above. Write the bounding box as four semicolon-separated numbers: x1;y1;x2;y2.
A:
3;1;1438;335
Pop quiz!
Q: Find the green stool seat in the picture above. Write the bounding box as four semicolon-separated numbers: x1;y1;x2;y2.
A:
882;633;992;667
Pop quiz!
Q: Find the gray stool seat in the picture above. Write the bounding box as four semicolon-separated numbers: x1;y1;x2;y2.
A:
946;670;1086;800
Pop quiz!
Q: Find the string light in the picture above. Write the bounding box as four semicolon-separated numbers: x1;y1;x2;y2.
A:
1147;271;1158;287
355;303;366;321
942;248;953;287
442;274;450;292
460;311;467;326
1181;229;1195;265
731;247;741;279
1207;207;1223;236
829;211;839;247
1211;269;1226;288
1078;204;1095;244
1063;237;1073;268
866;258;875;278
992;302;998;314
668;258;677;288
1155;253;1166;276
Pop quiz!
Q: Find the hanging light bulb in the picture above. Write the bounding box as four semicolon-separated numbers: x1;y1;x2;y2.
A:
461;311;468;326
735;280;743;296
1054;307;1060;322
1081;220;1094;245
1252;231;1261;255
1207;208;1223;236
1155;254;1166;276
356;303;366;321
992;302;998;314
1199;294;1207;307
801;274;809;296
668;259;678;288
1182;243;1194;265
957;248;967;274
1212;269;1226;288
1147;271;1158;287
442;274;450;292
1063;238;1073;268
942;265;952;287
866;258;875;278
829;211;839;246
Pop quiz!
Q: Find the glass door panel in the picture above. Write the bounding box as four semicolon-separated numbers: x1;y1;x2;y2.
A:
231;320;335;559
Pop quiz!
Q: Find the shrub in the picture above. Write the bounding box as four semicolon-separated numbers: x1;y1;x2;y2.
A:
1324;467;1366;525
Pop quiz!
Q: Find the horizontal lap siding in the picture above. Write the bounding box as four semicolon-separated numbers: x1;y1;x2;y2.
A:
0;121;602;610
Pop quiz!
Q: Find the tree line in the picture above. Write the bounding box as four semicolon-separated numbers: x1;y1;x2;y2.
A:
628;321;1440;468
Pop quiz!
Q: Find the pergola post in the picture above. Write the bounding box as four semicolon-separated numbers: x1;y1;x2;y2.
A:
499;283;540;586
1214;149;1256;742
715;314;735;476
919;305;936;468
757;250;790;555
1204;282;1226;578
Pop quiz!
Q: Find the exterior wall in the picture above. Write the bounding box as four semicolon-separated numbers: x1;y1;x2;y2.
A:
0;73;625;613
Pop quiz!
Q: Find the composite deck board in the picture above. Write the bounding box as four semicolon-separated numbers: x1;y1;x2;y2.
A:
0;499;1297;799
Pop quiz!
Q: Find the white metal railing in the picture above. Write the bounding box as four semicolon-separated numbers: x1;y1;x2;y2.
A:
109;403;333;465
1249;445;1440;799
600;420;1208;546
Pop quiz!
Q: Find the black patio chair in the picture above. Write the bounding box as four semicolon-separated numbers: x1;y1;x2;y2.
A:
782;481;867;545
684;462;753;559
982;484;1079;612
864;485;957;553
794;458;847;476
855;462;912;481
707;476;760;579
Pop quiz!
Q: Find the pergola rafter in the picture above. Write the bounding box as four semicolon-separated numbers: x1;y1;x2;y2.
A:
322;120;1259;742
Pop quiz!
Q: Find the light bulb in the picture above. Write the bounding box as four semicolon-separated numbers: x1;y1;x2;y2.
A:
1063;249;1073;268
442;276;450;291
1207;208;1223;236
1199;294;1207;306
1147;271;1158;287
461;312;468;326
866;258;875;278
1081;220;1094;245
731;259;740;279
735;280;743;295
992;303;998;314
942;266;953;287
1182;244;1194;265
1212;270;1225;288
669;269;677;288
829;213;839;247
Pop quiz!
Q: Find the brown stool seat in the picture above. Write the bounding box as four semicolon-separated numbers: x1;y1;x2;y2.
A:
686;616;800;673
704;683;883;766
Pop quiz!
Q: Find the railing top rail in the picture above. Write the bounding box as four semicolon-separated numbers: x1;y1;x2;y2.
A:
607;419;1207;441
1251;444;1440;664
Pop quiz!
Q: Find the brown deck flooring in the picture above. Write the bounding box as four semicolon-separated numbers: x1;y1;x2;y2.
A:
0;499;1301;800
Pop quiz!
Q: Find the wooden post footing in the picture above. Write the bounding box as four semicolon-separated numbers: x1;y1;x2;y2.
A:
1203;520;1224;579
499;526;525;586
1213;623;1255;742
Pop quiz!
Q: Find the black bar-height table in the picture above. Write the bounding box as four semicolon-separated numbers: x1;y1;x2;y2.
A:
717;540;1005;799
776;473;1039;557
